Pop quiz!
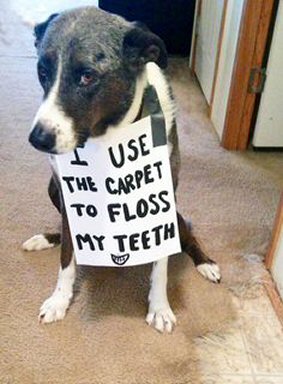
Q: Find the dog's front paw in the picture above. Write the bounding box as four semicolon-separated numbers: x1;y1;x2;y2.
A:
196;262;221;283
146;304;176;333
39;292;71;324
22;234;55;251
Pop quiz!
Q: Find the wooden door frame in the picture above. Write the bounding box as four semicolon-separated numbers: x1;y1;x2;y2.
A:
221;0;278;150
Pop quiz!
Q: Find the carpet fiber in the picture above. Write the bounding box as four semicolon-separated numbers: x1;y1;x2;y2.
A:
1;4;283;384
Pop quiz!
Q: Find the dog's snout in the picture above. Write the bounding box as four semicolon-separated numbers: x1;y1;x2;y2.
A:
29;123;56;153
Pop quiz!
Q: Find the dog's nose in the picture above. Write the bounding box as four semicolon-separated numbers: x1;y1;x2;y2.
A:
29;123;56;153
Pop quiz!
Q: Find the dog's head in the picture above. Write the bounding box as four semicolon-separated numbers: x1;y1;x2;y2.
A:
29;7;167;154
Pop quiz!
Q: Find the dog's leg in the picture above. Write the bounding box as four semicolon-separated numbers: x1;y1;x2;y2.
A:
22;233;60;251
22;177;61;251
39;209;75;323
146;257;176;333
177;212;221;283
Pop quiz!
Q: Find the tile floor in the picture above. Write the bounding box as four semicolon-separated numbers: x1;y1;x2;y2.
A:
196;289;283;383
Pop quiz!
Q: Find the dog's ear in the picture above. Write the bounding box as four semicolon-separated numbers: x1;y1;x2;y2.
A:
123;27;167;70
34;13;59;49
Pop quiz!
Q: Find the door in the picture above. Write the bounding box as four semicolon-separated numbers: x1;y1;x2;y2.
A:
253;0;283;148
194;0;225;104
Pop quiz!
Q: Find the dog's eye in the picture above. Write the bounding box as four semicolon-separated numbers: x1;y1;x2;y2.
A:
79;71;94;87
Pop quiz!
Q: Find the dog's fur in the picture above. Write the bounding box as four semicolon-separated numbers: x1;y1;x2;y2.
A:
23;7;220;333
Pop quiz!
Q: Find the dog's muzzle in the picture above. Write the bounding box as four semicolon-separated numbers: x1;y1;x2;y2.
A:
29;123;56;153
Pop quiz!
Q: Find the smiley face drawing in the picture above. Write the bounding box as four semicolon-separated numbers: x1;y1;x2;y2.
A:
111;253;130;266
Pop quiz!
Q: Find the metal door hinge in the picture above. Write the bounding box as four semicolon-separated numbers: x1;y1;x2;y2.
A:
248;67;267;94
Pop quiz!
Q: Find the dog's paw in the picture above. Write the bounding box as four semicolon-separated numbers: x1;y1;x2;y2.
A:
22;234;55;251
196;262;221;283
146;305;176;333
39;293;70;324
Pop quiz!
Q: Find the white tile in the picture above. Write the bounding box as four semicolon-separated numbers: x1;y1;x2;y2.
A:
255;376;283;384
200;375;255;384
240;293;277;317
242;315;283;374
195;329;253;375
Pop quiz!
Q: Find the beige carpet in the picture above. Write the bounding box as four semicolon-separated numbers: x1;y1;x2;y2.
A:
1;4;283;384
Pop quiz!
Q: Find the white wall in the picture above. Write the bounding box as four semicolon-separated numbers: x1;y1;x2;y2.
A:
252;0;283;147
11;0;98;24
194;0;225;103
210;0;245;138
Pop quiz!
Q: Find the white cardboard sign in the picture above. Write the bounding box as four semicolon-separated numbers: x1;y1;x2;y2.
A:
53;116;181;266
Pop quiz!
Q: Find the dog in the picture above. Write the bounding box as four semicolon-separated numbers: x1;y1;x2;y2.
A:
23;7;221;333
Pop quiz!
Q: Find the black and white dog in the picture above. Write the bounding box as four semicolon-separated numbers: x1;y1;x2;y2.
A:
23;7;220;333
